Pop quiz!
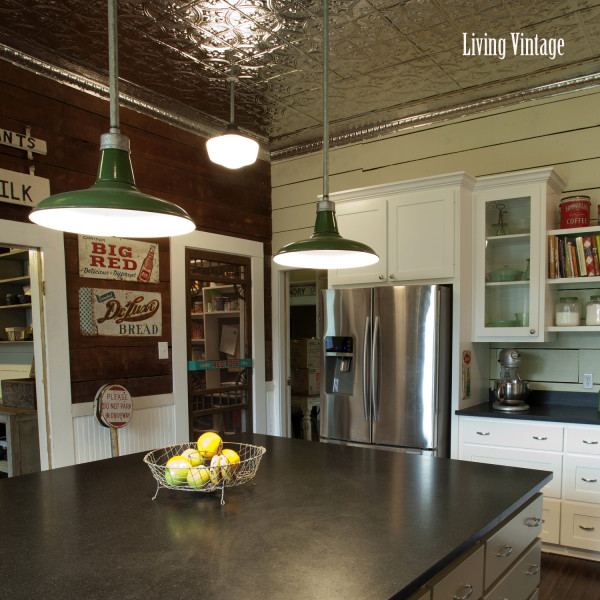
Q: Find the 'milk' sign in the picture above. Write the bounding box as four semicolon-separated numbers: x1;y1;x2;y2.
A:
0;167;50;207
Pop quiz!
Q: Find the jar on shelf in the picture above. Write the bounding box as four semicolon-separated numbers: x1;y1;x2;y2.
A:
586;296;600;326
555;297;580;326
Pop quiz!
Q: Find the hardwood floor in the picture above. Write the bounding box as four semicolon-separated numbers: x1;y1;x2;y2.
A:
539;552;600;600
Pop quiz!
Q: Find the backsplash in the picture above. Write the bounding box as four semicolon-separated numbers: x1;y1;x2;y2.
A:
489;333;600;396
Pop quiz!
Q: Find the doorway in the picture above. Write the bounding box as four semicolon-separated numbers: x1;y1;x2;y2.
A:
288;269;327;441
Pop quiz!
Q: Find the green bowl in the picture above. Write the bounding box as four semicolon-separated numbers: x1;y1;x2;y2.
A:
490;267;523;282
487;320;519;327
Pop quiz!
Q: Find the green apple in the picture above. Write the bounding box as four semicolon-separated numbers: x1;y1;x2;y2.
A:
164;456;190;486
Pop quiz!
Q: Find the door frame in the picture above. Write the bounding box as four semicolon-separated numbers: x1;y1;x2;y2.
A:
170;231;265;440
0;219;72;470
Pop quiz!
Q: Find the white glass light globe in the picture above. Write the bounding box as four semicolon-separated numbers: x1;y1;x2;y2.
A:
206;133;259;169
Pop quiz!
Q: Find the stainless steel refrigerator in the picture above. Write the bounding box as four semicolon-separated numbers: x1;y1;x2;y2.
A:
319;285;451;457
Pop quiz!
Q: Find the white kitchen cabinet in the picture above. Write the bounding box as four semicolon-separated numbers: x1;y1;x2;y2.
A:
472;168;564;342
328;173;474;286
459;416;600;559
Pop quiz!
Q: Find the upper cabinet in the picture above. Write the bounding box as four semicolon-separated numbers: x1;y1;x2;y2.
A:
328;173;475;287
472;168;565;342
0;249;33;344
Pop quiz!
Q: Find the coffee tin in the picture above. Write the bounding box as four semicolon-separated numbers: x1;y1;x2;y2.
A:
560;195;590;229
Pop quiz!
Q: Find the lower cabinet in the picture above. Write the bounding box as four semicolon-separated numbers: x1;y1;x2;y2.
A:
413;494;543;600
459;416;600;559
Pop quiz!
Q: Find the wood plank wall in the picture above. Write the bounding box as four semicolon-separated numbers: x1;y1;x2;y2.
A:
0;61;272;403
271;86;600;399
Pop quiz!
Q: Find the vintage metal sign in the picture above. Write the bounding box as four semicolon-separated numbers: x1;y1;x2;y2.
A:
94;384;133;429
188;358;252;371
78;236;159;283
79;287;162;336
0;167;50;207
0;128;47;155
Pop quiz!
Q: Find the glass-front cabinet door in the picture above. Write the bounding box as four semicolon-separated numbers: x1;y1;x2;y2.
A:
186;250;252;440
473;169;564;342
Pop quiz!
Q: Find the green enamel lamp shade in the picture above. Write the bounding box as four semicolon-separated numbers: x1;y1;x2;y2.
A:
273;209;379;269
29;141;195;238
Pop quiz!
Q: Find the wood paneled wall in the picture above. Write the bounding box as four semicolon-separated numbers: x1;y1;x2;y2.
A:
0;61;272;404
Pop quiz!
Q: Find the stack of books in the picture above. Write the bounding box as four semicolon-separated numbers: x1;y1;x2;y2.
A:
548;235;600;279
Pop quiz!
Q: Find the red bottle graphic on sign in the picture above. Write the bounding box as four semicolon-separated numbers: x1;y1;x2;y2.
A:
137;246;155;283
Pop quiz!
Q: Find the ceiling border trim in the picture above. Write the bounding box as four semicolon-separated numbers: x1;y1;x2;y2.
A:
271;71;600;161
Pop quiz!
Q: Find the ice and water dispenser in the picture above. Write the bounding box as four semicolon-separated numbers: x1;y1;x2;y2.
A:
324;336;354;395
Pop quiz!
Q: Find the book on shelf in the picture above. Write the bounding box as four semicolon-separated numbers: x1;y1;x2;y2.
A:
583;237;598;276
548;234;600;279
593;237;600;275
548;236;556;279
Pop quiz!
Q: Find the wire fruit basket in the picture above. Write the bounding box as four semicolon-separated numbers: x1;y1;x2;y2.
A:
143;442;266;504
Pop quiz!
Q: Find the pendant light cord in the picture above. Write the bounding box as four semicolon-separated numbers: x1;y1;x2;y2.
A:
108;0;120;134
230;77;235;124
322;0;329;203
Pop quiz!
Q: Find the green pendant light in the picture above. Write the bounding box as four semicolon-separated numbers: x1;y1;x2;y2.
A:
29;0;195;238
273;0;378;270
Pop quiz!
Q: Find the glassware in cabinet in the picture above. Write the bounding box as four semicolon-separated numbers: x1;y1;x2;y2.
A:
473;168;564;342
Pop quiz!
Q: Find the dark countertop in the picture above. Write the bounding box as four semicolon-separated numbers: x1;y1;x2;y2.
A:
456;397;600;425
0;434;551;600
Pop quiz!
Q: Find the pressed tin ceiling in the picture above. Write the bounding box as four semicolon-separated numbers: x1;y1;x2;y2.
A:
0;0;600;159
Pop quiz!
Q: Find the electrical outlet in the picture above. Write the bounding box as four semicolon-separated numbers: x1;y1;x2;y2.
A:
583;373;593;389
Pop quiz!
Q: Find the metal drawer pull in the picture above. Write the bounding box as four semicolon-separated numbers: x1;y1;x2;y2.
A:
526;564;540;576
453;584;473;600
496;545;513;558
525;517;542;527
476;431;490;436
533;436;548;440
583;440;599;445
582;477;598;483
579;525;595;531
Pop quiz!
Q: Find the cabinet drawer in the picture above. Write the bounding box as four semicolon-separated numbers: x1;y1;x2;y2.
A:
432;544;484;600
483;538;541;600
460;444;561;498
563;454;600;503
560;501;600;552
407;589;430;600
565;426;600;455
485;494;543;589
541;498;561;544
460;418;563;452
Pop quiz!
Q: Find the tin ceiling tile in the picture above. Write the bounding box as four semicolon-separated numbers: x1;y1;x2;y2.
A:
0;0;598;156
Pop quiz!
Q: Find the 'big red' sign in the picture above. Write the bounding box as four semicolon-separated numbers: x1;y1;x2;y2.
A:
78;235;159;283
94;384;133;429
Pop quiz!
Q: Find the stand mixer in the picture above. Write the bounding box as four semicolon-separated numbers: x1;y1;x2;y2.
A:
493;348;530;412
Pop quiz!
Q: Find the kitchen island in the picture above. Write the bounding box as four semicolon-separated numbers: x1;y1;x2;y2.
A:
0;434;551;599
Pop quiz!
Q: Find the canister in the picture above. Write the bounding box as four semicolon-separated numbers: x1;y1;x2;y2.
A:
560;196;590;229
555;297;580;326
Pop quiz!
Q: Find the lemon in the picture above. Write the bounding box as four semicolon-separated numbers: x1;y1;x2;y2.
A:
187;465;211;489
165;456;190;486
221;448;241;479
181;448;201;467
197;432;223;461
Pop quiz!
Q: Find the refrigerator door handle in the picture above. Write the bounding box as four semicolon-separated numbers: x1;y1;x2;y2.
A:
363;316;370;421
372;315;381;421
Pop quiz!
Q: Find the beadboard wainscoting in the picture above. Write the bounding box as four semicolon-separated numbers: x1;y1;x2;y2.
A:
490;333;600;395
72;395;175;464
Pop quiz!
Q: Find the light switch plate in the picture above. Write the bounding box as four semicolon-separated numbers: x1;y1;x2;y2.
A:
158;341;169;360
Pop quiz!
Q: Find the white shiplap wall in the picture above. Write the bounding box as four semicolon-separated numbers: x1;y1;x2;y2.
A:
272;86;600;400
